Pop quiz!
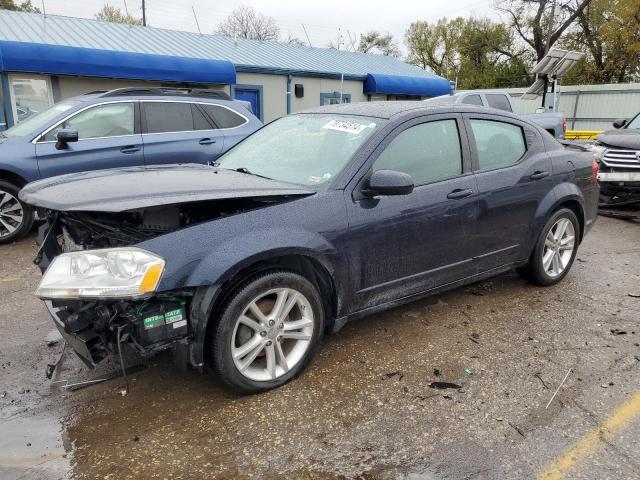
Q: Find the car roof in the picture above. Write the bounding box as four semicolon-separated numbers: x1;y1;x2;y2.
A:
300;101;524;121
69;87;237;106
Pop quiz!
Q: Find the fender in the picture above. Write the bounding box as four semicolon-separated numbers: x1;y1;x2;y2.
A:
527;181;586;254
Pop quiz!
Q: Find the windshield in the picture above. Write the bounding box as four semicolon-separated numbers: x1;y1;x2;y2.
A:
4;101;77;138
216;114;382;186
627;114;640;129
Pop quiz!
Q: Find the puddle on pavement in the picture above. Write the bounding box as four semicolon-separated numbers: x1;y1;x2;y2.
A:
0;413;71;480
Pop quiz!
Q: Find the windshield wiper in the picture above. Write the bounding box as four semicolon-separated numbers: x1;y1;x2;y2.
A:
232;167;273;180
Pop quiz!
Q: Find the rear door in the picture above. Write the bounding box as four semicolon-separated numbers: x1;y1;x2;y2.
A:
140;101;224;166
464;113;552;271
36;101;144;177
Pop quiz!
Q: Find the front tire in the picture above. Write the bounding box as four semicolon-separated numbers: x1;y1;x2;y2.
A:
518;208;579;286
0;181;34;244
209;271;324;394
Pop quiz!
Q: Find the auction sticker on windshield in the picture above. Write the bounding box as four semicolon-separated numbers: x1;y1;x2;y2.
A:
323;119;371;135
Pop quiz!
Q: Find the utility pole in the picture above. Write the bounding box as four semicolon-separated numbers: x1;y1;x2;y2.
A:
142;0;147;26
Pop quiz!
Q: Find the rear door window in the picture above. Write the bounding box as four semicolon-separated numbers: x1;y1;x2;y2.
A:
485;94;513;112
469;119;526;170
144;102;194;134
201;104;247;129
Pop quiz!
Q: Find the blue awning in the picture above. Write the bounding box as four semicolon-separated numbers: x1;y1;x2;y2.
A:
0;40;236;85
364;73;451;97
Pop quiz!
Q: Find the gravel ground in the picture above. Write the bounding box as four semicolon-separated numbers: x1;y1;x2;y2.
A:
1;216;639;480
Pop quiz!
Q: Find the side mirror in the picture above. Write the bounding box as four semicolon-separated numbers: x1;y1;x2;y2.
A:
365;169;414;197
612;118;627;129
55;129;79;150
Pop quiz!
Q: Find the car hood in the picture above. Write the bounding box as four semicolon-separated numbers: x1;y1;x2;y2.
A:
596;129;640;150
20;164;315;212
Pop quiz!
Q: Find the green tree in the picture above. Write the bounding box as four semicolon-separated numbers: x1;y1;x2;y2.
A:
561;0;640;84
94;5;142;26
357;31;401;57
0;0;40;12
405;17;530;88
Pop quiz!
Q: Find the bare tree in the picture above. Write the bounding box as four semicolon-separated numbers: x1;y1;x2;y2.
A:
216;6;280;42
95;5;142;25
357;31;401;57
495;0;594;61
283;34;306;46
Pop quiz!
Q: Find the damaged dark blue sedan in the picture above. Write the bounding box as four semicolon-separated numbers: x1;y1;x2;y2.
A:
22;102;599;393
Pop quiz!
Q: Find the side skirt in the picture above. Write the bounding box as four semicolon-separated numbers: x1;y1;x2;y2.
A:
329;264;514;334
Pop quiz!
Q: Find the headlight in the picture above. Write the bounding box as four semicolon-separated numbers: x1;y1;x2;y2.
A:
591;143;606;161
36;248;165;299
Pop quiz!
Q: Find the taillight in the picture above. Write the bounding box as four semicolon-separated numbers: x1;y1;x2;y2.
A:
592;156;599;183
563;116;567;135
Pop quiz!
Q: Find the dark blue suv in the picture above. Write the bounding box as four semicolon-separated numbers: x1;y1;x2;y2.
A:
0;88;262;243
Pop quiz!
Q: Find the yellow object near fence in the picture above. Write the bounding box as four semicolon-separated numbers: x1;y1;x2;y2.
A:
564;130;603;140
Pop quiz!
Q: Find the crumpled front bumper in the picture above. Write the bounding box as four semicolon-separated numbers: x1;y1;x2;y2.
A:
45;301;103;368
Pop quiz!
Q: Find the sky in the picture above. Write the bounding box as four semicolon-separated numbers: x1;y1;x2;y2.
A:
38;0;501;53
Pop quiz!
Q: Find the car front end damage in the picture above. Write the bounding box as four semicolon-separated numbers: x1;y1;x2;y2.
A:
34;210;199;369
26;165;315;370
593;130;640;210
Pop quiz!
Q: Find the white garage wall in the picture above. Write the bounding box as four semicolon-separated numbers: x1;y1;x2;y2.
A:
236;73;287;123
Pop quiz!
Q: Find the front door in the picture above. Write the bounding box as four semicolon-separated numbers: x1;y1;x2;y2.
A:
345;115;479;310
36;101;144;177
465;113;553;271
140;101;224;166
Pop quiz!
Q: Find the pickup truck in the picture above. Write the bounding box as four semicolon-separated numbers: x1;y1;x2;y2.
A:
427;91;566;140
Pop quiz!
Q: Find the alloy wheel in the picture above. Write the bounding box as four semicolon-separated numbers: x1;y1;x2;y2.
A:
0;189;24;239
542;217;575;278
231;287;315;382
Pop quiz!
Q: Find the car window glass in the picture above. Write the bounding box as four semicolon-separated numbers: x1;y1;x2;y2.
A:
192;104;213;130
373;119;462;186
462;94;483;106
201;104;246;129
470;119;526;170
145;102;193;134
43;103;134;141
486;94;513;112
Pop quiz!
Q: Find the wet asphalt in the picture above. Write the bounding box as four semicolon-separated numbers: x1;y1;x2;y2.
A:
1;216;639;480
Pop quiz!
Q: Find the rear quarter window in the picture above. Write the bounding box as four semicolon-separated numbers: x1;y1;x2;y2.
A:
202;105;247;129
462;94;483;106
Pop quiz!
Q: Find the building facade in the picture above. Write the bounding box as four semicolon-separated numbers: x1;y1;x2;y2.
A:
0;10;451;130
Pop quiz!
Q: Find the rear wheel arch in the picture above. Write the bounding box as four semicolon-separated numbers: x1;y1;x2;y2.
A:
555;199;585;243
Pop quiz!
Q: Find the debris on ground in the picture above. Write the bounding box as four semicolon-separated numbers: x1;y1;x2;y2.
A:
429;382;462;390
44;329;62;347
610;329;627;335
465;368;474;376
383;370;404;381
545;368;572;409
508;421;526;437
433;368;441;376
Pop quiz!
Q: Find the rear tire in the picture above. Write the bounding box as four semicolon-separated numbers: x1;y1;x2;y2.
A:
0;180;34;244
517;208;579;286
209;271;324;394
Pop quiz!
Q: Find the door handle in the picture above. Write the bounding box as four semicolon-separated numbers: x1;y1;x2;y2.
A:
447;188;473;200
199;138;217;145
530;171;550;180
120;145;140;154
